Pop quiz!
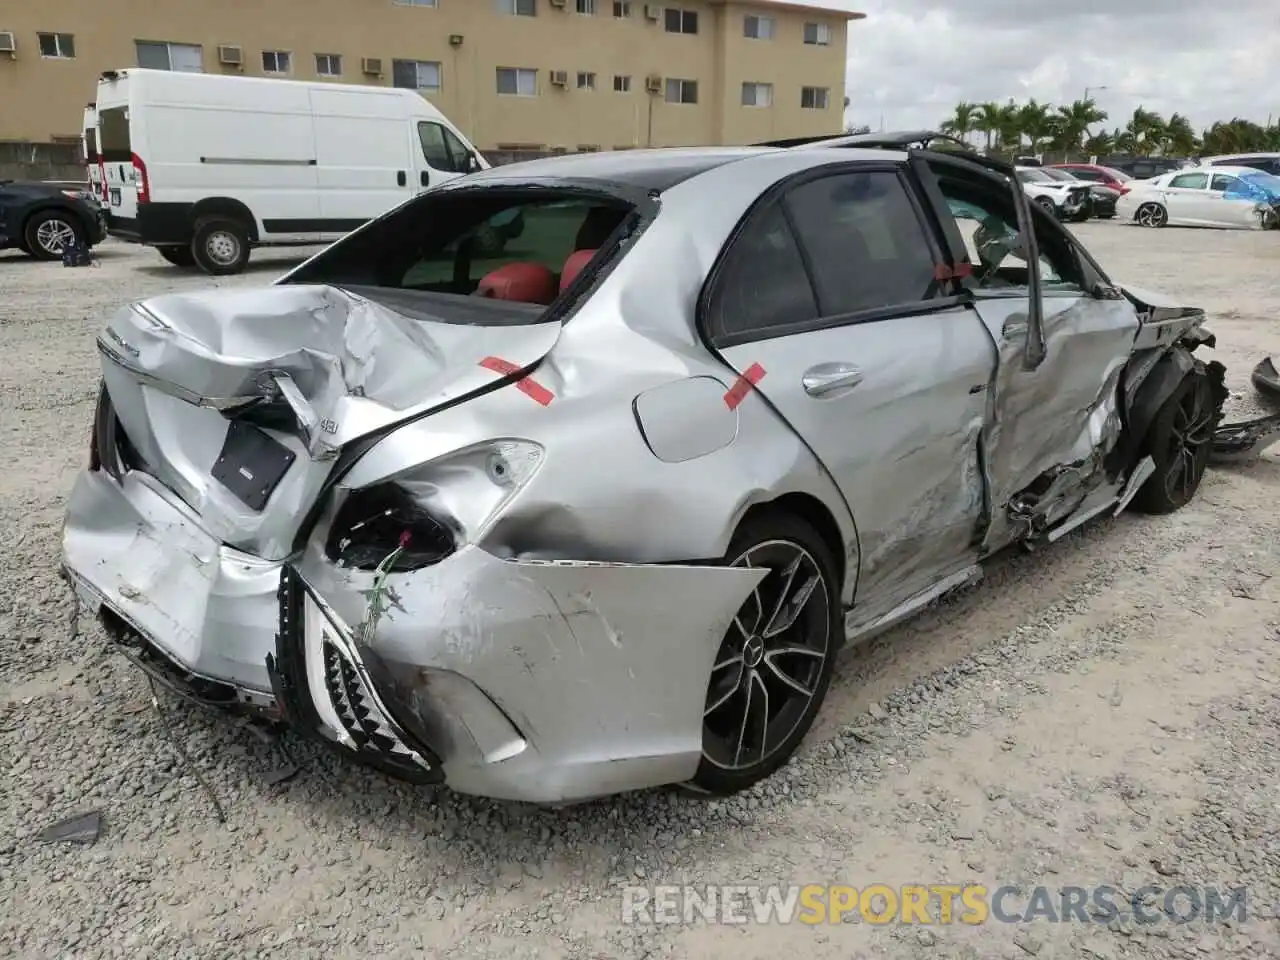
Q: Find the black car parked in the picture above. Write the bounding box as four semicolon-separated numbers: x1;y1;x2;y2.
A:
0;181;107;260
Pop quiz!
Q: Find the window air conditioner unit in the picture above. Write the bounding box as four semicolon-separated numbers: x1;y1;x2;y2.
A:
644;74;662;93
550;70;569;86
361;57;383;76
217;45;243;66
644;4;661;20
549;0;567;6
0;32;16;54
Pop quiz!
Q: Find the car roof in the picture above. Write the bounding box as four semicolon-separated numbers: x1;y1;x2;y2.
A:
461;147;779;192
1202;152;1280;162
1171;165;1265;177
457;144;923;192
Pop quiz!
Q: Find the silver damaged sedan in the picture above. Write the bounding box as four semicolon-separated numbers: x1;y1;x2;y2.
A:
62;139;1280;803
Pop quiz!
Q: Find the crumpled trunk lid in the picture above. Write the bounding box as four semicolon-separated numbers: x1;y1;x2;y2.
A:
96;284;560;560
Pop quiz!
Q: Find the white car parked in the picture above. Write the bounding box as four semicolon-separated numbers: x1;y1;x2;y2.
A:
1014;167;1091;220
1116;166;1280;230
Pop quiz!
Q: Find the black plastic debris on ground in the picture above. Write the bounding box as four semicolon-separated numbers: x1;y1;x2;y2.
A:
38;811;102;845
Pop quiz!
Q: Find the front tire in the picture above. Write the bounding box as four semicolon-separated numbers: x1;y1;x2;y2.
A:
24;210;85;261
191;216;251;275
1131;368;1218;514
691;513;840;795
1136;202;1168;228
158;245;196;267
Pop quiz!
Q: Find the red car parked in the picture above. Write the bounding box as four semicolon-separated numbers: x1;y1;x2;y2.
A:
1049;163;1133;194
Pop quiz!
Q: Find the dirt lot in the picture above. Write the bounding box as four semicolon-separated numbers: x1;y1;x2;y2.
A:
1;227;1278;960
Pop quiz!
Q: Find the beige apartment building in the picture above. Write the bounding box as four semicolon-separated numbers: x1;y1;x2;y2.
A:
0;0;859;153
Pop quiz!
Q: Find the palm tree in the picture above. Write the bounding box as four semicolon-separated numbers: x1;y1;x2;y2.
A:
1163;113;1199;156
940;102;979;146
976;102;1003;152
1083;130;1115;158
1017;100;1054;155
1055;99;1108;156
995;100;1022;153
1124;107;1166;154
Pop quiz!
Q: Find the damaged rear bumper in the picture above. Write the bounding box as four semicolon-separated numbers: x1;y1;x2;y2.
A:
61;467;765;803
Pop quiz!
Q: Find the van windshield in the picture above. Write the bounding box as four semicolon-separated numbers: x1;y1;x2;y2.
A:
98;107;131;163
283;187;637;318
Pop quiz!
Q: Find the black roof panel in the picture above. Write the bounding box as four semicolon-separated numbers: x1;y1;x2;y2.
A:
466;147;774;192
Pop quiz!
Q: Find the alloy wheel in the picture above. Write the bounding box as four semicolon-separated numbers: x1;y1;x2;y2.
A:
35;218;77;255
1164;378;1214;503
1137;203;1167;228
702;540;831;771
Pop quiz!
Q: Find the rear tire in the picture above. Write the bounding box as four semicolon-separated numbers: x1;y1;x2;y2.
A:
1035;196;1057;217
1131;368;1217;515
24;210;85;261
158;245;196;267
191;216;251;275
690;512;839;795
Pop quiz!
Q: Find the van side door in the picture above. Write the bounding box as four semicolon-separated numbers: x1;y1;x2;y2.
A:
412;121;480;191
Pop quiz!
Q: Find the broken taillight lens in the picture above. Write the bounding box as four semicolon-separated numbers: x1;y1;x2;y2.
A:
326;483;456;572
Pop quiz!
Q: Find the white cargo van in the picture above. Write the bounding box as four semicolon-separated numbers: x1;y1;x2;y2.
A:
95;68;487;274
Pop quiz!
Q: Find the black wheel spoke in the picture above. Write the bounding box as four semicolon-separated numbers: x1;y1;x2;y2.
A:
702;538;831;774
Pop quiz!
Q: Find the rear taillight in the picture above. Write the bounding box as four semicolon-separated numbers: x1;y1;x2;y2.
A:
326;484;456;572
98;159;108;200
131;152;150;204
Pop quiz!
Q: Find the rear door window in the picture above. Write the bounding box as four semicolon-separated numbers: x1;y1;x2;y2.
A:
1169;172;1208;189
782;170;939;317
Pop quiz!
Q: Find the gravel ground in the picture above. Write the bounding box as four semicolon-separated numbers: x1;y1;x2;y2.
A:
2;227;1279;959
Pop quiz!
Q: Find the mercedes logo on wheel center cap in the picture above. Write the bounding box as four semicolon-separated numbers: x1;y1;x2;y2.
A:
743;635;765;669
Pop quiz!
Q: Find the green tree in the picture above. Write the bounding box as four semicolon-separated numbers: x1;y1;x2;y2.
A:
940;101;979;146
976;102;1003;151
1055;99;1109;155
1017;99;1054;154
1162;113;1199;156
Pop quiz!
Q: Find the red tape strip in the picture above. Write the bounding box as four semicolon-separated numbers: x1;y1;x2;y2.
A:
933;260;974;281
479;356;554;407
724;362;766;411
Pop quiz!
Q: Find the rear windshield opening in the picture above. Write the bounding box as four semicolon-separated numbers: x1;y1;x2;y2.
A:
99;106;131;163
283;188;638;317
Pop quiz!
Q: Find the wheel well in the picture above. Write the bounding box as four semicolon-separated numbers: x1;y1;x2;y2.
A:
21;202;88;238
191;198;259;242
739;492;847;591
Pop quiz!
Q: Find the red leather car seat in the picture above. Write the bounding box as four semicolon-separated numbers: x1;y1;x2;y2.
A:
475;263;558;304
560;249;597;292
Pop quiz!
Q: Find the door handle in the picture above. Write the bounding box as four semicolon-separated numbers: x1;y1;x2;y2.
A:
802;363;863;397
397;170;407;187
420;170;430;187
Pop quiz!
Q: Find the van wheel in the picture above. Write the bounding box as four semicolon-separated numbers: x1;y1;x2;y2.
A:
158;246;196;267
191;217;250;275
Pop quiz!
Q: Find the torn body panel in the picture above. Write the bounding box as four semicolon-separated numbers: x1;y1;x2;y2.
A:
287;541;768;803
970;293;1140;551
96;285;561;560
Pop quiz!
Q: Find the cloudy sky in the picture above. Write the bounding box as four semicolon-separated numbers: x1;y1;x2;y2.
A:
825;0;1280;134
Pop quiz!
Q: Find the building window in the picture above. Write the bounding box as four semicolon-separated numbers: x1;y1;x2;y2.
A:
497;67;538;96
613;74;631;93
262;50;291;74
135;41;204;72
664;8;698;34
496;0;537;14
315;53;342;76
743;15;774;39
37;33;76;59
613;1;631;15
394;0;438;5
664;78;698;104
577;71;596;90
801;86;829;109
393;59;441;92
576;0;596;12
803;22;833;45
741;82;773;108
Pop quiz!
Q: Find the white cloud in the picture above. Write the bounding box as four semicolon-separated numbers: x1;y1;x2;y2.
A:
840;0;1280;133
